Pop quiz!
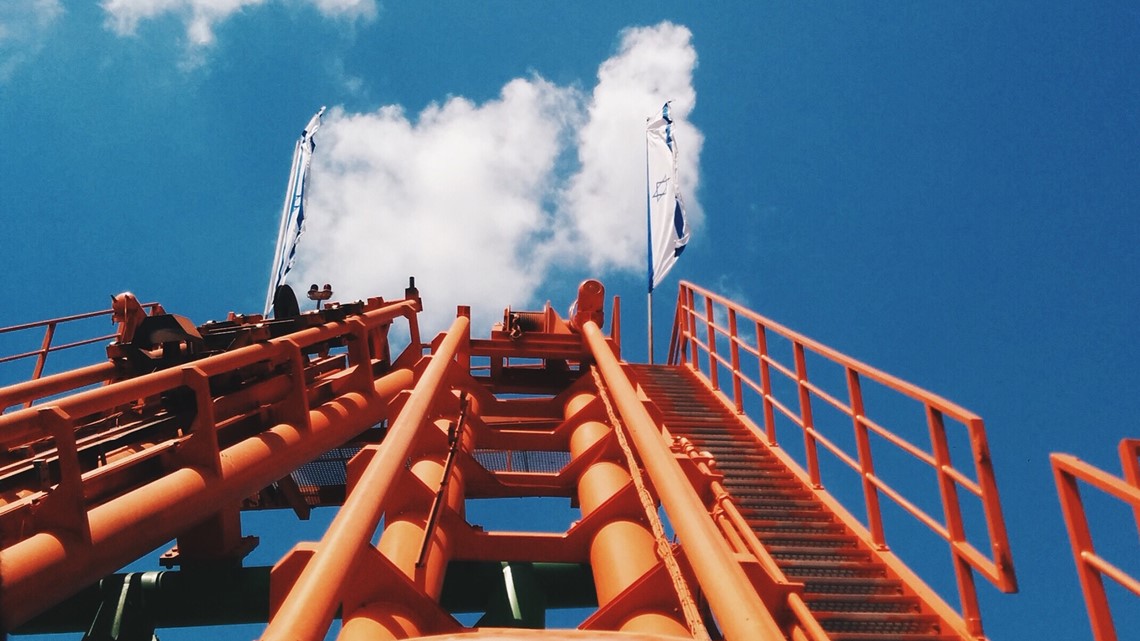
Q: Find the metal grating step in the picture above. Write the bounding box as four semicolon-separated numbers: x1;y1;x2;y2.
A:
631;364;961;640
723;484;812;497
780;561;889;580
801;577;905;596
761;535;859;549
806;594;922;614
769;548;873;564
735;497;824;510
816;611;943;635
751;522;848;535
825;629;957;634
740;508;833;522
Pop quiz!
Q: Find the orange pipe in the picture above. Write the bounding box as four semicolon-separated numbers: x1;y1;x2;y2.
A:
0;366;415;629
261;315;469;641
566;395;689;637
581;320;784;641
0;300;419;447
0;361;118;414
339;416;472;641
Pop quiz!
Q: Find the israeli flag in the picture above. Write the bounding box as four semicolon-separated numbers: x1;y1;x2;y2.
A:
646;101;690;293
264;106;325;317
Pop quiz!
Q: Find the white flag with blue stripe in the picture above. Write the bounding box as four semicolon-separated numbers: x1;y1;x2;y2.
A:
264;106;325;317
646;101;690;293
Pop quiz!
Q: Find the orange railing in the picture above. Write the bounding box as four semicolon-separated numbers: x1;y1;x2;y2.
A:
1051;439;1140;641
667;280;1017;635
0;297;423;629
0;302;163;383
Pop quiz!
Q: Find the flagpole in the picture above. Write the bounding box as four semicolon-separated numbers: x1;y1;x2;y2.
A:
647;291;654;365
645;115;654;365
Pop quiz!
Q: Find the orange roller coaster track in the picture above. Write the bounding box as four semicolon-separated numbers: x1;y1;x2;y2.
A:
1;278;1033;640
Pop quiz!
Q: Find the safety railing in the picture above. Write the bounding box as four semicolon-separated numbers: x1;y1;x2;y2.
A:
1051;439;1140;641
0;297;422;629
667;280;1017;635
0;301;163;384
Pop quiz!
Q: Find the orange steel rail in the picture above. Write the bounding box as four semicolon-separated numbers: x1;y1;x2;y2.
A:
262;313;470;641
581;319;786;640
3;278;1037;639
667;280;1017;637
1051;439;1140;641
0;297;422;629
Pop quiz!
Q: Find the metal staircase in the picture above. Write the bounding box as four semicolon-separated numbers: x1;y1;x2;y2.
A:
634;363;957;640
653;280;1020;640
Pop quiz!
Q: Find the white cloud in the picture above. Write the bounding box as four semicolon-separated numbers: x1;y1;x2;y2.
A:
290;22;701;335
307;0;376;20
554;21;702;273
101;0;376;47
0;0;64;82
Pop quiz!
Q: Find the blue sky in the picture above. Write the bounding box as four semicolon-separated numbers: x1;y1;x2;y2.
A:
3;2;1139;640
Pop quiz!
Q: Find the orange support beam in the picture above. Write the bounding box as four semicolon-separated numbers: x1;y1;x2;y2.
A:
262;314;470;641
580;319;785;641
564;392;691;638
1;279;1035;640
0;366;414;629
338;414;473;641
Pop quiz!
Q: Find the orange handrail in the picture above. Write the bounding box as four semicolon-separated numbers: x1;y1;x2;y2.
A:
1051;440;1140;641
261;314;469;641
0;302;164;383
0;298;422;629
668;280;1017;634
583;319;786;641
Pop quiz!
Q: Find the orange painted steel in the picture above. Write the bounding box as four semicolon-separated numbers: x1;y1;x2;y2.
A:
1051;439;1140;641
564;393;691;638
581;320;785;641
261;314;470;641
0;278;1045;640
667;280;1017;636
339;415;473;641
1125;438;1140;538
0;360;120;413
671;437;829;641
0;298;421;630
589;372;708;639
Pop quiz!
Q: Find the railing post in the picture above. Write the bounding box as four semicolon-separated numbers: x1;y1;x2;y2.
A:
611;295;622;354
847;369;885;547
928;406;981;636
345;319;375;396
280;339;312;431
668;289;683;366
757;323;776;445
967;416;1017;592
1121;439;1140;539
728;309;742;414
1052;458;1117;641
687;287;698;370
30;322;57;382
704;295;718;391
793;342;820;487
